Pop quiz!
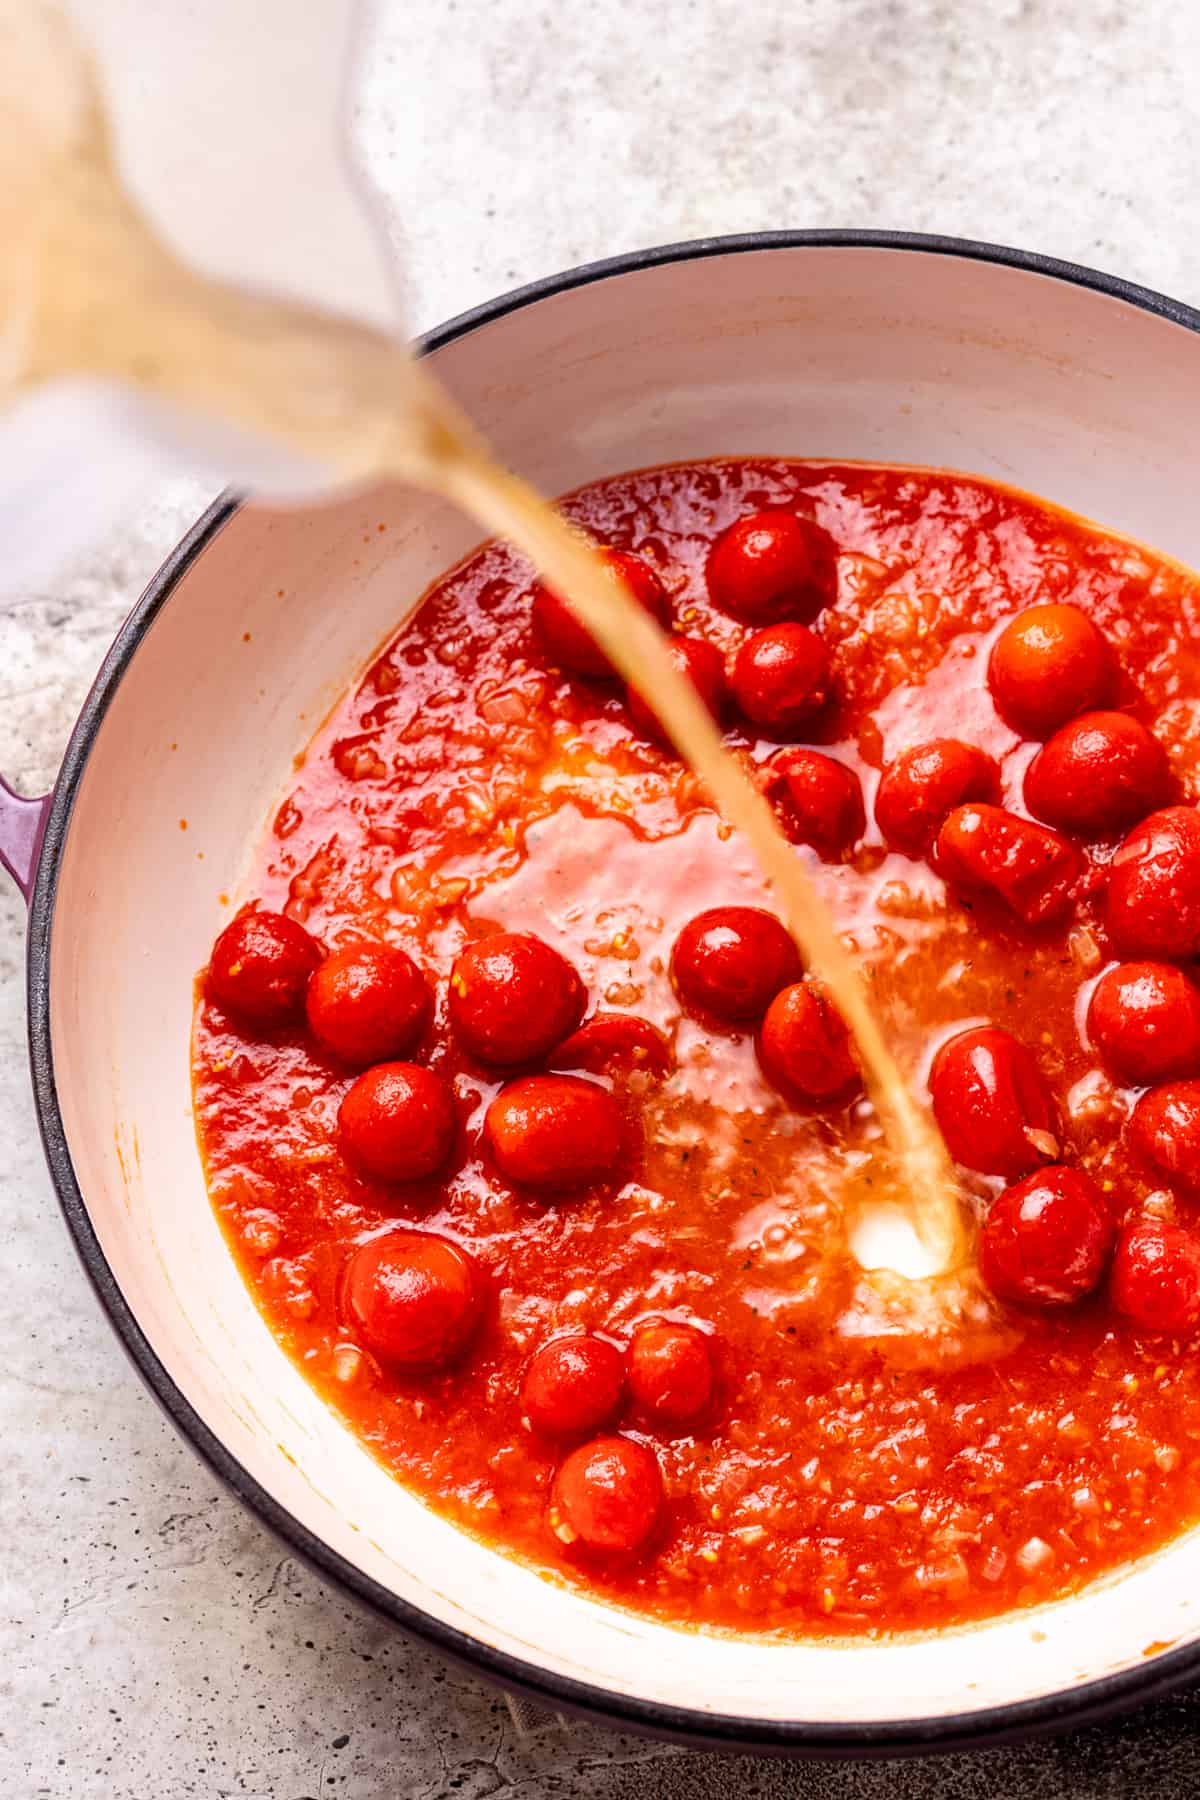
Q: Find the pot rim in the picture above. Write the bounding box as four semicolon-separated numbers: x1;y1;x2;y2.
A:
26;228;1200;1755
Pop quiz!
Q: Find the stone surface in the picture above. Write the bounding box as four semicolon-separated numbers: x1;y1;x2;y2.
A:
7;0;1200;1793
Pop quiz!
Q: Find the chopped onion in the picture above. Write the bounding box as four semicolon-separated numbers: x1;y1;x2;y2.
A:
1016;1536;1055;1574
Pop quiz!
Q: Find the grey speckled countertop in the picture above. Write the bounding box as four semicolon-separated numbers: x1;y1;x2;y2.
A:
9;2;1200;1794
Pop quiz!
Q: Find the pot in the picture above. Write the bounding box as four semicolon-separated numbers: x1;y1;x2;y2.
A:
12;231;1200;1755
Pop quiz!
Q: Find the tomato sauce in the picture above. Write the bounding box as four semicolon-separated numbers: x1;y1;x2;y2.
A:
192;459;1200;1636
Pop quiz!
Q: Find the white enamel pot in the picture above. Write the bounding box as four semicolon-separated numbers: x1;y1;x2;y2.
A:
12;232;1200;1755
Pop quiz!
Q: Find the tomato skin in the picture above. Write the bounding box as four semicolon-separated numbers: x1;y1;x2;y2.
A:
929;1026;1058;1180
757;981;861;1108
549;1435;663;1555
730;622;832;736
306;941;430;1067
988;603;1115;738
449;932;585;1068
338;1062;457;1183
551;1013;673;1080
208;908;321;1026
981;1166;1114;1308
1087;962;1200;1086
1111;1220;1200;1336
875;739;999;857
1105;807;1200;961
485;1074;628;1191
670;906;801;1025
1129;1081;1200;1189
934;803;1081;925
761;748;865;855
342;1231;480;1369
627;634;725;744
532;546;670;678
1024;712;1168;839
706;510;837;624
627;1321;715;1426
522;1335;626;1438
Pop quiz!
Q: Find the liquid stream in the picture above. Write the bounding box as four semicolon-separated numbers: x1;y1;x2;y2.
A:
1;3;976;1319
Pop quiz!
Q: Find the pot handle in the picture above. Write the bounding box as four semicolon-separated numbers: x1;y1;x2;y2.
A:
0;778;51;904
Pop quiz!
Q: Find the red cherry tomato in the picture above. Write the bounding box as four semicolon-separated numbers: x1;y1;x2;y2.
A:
875;739;999;857
987;603;1115;739
549;1435;663;1555
449;932;585;1067
980;1166;1114;1308
338;1062;456;1183
934;803;1081;926
1087;962;1200;1086
1024;711;1169;838
1129;1081;1200;1189
305;940;430;1067
208;908;321;1026
757;981;862;1108
761;748;865;856
670;905;802;1025
929;1026;1058;1180
706;509;837;624
627;633;725;744
627;1321;715;1426
521;1335;626;1438
342;1231;479;1369
1111;1220;1200;1336
730;622;832;736
485;1074;628;1191
551;1013;673;1080
1105;807;1200;961
532;546;670;678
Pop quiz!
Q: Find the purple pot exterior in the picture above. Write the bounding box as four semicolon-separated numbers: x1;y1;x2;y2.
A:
0;778;50;902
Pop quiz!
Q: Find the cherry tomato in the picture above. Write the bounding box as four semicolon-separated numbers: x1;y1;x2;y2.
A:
670;905;802;1024
761;748;865;856
934;803;1080;926
532;546;670;678
627;633;725;744
342;1230;479;1369
980;1166;1114;1308
548;1435;663;1555
730;622;832;736
485;1074;628;1191
757;981;862;1108
929;1026;1058;1180
875;739;999;857
1105;806;1200;961
522;1335;626;1438
338;1062;456;1183
706;509;837;624
449;932;585;1067
627;1321;715;1426
1111;1220;1200;1336
1024;711;1168;838
305;940;430;1067
551;1013;673;1080
208;908;321;1026
988;603;1115;739
1129;1081;1200;1189
1087;962;1200;1086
